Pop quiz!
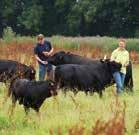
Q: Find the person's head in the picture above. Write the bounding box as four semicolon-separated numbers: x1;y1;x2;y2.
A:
118;38;126;50
37;34;45;44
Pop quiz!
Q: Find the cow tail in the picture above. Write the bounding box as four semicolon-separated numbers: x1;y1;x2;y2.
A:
130;63;133;91
129;76;133;92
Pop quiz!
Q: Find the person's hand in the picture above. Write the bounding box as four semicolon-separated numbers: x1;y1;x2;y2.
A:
48;52;53;56
116;61;121;64
124;63;129;67
47;52;51;56
41;61;48;65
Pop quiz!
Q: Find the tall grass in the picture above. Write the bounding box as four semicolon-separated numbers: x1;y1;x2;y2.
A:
1;38;139;64
51;36;139;52
1;35;139;51
0;41;138;134
0;73;138;134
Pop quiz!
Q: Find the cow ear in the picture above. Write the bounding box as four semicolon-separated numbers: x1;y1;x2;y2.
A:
100;59;104;63
50;82;54;86
48;80;55;86
60;51;66;54
29;65;36;73
31;68;36;74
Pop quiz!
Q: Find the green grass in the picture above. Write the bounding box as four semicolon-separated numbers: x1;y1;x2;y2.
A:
51;36;139;51
0;65;139;135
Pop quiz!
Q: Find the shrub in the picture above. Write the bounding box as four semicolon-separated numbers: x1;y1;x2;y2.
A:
2;26;16;43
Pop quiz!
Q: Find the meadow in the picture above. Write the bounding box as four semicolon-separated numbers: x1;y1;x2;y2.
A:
0;37;138;135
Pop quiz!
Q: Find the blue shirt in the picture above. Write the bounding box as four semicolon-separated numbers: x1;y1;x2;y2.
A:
34;40;52;63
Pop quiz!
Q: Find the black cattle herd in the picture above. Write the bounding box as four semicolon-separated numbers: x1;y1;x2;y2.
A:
0;51;133;114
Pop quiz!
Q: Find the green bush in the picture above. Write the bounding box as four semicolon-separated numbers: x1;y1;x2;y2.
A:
2;26;16;43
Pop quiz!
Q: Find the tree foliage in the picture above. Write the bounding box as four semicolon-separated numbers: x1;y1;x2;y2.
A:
0;0;138;37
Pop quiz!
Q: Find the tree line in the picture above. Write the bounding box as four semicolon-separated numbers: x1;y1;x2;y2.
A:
0;0;138;37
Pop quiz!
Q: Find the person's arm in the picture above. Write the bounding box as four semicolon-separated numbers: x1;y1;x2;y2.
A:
110;50;116;61
42;48;53;56
48;47;54;56
110;49;121;64
34;44;48;64
42;41;54;56
34;55;48;64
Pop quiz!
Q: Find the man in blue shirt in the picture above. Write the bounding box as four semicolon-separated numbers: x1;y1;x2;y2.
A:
34;34;54;80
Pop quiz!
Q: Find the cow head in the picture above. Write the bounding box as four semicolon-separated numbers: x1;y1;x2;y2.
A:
47;80;57;96
16;65;36;80
48;51;66;65
28;65;36;80
101;59;122;74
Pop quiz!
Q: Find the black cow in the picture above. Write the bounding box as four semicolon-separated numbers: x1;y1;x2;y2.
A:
9;78;57;114
54;60;122;97
48;51;96;65
48;51;133;91
0;60;36;83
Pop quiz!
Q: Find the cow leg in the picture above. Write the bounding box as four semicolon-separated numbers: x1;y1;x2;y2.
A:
63;88;68;96
24;106;30;115
95;82;104;98
98;90;103;98
129;78;133;92
83;85;92;95
84;90;89;96
89;89;94;96
54;77;62;89
126;78;133;92
72;88;78;95
97;85;104;98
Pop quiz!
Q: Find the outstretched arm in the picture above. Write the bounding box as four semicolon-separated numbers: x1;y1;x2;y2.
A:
110;51;116;61
43;47;54;56
34;55;48;64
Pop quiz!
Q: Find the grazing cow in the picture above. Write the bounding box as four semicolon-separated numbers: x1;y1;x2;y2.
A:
0;60;36;83
48;51;133;91
9;78;57;114
54;60;122;97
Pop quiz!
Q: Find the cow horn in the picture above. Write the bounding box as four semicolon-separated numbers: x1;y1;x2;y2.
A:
103;55;107;60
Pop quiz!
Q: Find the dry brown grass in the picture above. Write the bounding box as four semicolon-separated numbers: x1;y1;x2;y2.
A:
48;92;127;135
1;42;139;66
0;42;139;66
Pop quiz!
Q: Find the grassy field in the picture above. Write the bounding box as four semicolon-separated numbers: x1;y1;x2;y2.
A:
0;64;138;135
0;37;138;134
